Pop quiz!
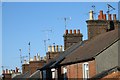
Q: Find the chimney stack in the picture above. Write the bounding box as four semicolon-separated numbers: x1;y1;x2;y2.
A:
56;45;59;52
74;30;76;34
113;14;116;21
89;10;94;20
70;30;72;34
108;14;112;20
65;29;68;34
34;56;37;61
52;45;55;52
60;45;63;52
48;45;51;52
103;14;106;20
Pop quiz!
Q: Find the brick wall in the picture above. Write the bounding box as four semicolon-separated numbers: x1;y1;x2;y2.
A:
29;60;46;75
61;60;96;79
22;64;29;74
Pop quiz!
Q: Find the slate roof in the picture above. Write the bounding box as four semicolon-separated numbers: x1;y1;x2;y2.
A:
91;66;120;79
12;71;30;79
29;70;42;78
60;29;120;65
40;40;86;70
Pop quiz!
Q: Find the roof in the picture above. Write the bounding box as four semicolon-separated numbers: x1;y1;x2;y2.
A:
29;70;42;78
91;66;120;79
40;40;85;70
60;29;120;65
12;71;30;79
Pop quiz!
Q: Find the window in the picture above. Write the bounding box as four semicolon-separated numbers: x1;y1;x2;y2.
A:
82;62;89;80
63;67;67;80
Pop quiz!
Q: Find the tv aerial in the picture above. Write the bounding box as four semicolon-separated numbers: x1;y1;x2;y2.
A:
106;4;115;14
91;5;96;19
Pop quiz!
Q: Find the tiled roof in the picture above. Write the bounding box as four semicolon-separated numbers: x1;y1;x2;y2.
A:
60;29;120;65
91;66;120;79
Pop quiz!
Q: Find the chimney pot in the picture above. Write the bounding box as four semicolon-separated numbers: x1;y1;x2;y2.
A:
52;45;55;52
98;15;100;20
16;67;19;73
56;45;59;52
60;45;63;52
6;69;8;74
100;10;103;20
77;29;80;34
12;70;15;74
70;30;72;34
103;14;106;20
2;70;5;74
24;60;27;64
48;45;51;52
65;29;68;34
9;70;11;74
34;56;37;61
74;30;76;34
89;10;94;20
108;14;112;20
113;14;116;21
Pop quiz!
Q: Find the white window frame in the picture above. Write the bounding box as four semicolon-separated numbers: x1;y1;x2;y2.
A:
82;62;89;80
63;67;67;80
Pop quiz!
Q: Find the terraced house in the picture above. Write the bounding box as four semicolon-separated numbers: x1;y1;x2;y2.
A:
2;9;120;80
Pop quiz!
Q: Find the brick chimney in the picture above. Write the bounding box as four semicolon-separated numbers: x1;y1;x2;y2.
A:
29;58;46;75
86;10;119;40
63;29;83;50
22;60;29;74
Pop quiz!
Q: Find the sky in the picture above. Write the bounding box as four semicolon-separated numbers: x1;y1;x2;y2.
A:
1;2;119;74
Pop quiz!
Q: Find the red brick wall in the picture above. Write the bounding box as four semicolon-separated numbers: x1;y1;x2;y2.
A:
22;64;29;74
89;60;96;78
61;60;96;79
29;60;46;75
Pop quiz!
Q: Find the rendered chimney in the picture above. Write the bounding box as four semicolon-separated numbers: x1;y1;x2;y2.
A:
103;14;106;20
56;45;59;52
113;14;116;21
100;10;103;20
52;45;55;52
65;29;68;34
89;10;94;20
108;14;112;20
60;45;63;52
74;30;76;34
70;30;72;34
48;45;51;52
34;56;37;61
77;29;80;34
